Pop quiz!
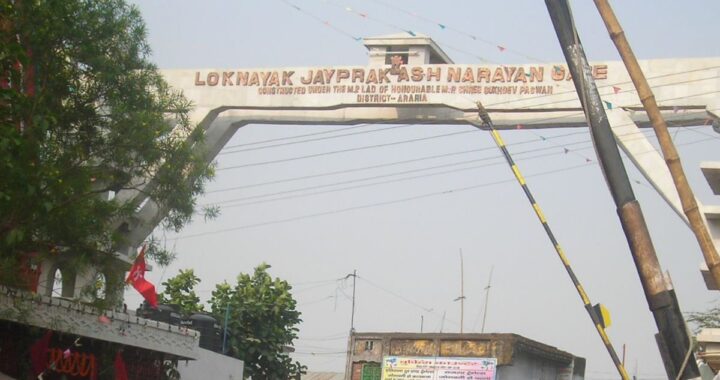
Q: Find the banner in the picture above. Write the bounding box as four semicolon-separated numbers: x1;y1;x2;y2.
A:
382;356;497;380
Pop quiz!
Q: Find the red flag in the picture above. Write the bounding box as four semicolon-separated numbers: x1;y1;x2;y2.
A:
30;330;52;376
114;351;129;380
126;246;158;308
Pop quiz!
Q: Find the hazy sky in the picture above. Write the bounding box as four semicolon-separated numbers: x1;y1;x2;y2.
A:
125;1;720;379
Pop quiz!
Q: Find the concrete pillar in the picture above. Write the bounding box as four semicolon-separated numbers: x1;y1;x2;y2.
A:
607;108;689;224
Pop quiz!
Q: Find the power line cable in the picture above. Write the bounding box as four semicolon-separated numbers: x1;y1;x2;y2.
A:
219;124;418;155
208;129;593;193
216;128;478;171
171;125;716;241
169;162;588;241
204;126;663;207
214;87;719;175
197;129;710;216
222;124;372;151
209;149;580;209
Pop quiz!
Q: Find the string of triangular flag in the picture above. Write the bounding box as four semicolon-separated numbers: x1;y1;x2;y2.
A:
328;1;505;64
364;0;545;62
283;0;705;115
280;0;362;42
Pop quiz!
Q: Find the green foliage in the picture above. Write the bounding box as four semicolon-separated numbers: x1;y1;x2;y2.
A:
688;304;720;333
0;0;213;285
209;264;306;380
159;269;204;315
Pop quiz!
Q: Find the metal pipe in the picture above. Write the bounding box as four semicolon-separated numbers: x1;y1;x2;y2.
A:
593;0;720;290
544;1;699;377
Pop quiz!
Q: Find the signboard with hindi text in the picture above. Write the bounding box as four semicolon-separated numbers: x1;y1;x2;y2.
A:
381;356;497;380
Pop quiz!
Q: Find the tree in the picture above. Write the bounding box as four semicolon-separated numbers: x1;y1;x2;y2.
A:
688;304;720;333
0;0;213;287
159;269;204;315
209;264;305;380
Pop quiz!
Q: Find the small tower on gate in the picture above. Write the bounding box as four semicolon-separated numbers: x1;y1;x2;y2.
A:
363;33;454;66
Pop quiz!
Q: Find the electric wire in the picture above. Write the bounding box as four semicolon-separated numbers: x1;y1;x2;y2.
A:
180;133;716;233
216;127;477;171
169;162;588;240
203;126;686;208
219;123;417;155
213;85;719;175
357;275;461;328
222;124;372;151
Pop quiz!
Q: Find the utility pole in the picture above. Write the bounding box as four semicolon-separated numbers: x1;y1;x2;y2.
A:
420;315;424;333
344;270;357;380
592;0;720;290
481;266;493;333
544;1;699;378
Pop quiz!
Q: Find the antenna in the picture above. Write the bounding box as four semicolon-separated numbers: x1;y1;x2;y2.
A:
453;249;466;333
481;266;494;333
350;269;357;332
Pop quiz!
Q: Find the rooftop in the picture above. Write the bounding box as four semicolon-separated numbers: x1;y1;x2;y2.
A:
363;33;454;64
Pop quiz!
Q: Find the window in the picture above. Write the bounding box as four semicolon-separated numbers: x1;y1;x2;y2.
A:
384;46;409;65
361;363;381;380
365;340;374;351
51;268;63;297
94;272;107;300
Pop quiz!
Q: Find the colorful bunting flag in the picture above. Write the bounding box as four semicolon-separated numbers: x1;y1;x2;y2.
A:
604;101;613;109
585;158;592;163
406;30;416;36
497;45;506;52
438;23;446;29
612;86;621;94
516;124;523;129
563;148;570;154
672;106;679;113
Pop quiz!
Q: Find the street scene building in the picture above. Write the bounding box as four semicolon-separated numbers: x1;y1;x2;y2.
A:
3;1;720;378
346;332;584;380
